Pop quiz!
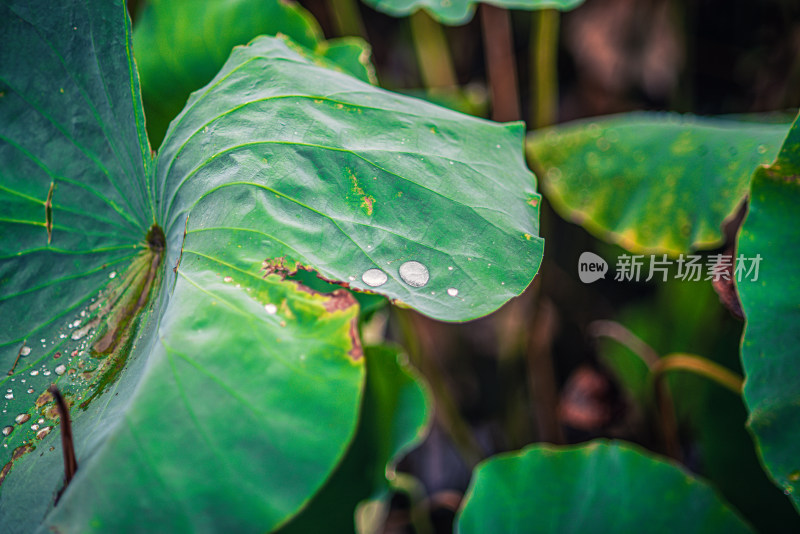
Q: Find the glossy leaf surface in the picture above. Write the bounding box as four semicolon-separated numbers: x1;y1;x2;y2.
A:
456;440;753;533
527;113;790;255
362;0;583;25
737;112;800;510
155;36;544;323
1;0;543;530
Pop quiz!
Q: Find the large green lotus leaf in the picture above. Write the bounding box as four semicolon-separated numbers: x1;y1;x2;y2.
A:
277;345;432;533
2;0;543;530
0;2;364;532
41;255;365;531
456;440;753;533
737;112;800;510
133;0;376;147
362;0;583;26
155;35;544;323
527;113;790;255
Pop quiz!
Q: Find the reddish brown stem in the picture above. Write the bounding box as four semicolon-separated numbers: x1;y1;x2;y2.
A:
480;4;521;121
49;385;77;502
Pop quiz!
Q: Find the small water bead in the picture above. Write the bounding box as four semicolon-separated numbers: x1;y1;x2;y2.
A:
37;418;44;424
54;365;67;376
264;303;278;315
20;346;31;356
108;271;117;279
31;424;39;431
4;393;13;400
447;288;459;297
36;427;52;440
448;266;454;271
223;276;233;283
26;389;34;394
362;268;388;287
398;261;429;288
15;414;30;424
2;426;12;437
29;370;38;376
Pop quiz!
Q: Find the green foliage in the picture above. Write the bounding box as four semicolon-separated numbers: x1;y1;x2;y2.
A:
737;113;800;511
0;0;542;531
456;440;754;533
361;0;583;26
276;345;432;533
527;113;790;255
133;0;376;146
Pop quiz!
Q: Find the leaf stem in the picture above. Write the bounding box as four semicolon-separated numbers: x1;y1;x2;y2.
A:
529;9;559;128
480;4;520;121
327;0;368;38
49;385;77;503
652;353;744;394
409;10;457;89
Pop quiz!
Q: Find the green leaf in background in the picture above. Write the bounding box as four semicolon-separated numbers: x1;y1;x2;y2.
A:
1;0;543;530
133;0;377;147
456;440;754;533
155;35;544;323
595;278;800;532
362;0;583;26
276;345;432;534
527;113;790;255
736;112;800;510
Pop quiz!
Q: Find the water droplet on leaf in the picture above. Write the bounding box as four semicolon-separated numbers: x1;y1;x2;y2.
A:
264;304;278;315
54;365;67;376
399;261;429;288
362;268;388;287
15;414;30;424
1;426;12;436
447;288;459;297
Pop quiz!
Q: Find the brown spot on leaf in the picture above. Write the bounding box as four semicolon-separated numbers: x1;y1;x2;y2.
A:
45;181;54;244
0;443;34;487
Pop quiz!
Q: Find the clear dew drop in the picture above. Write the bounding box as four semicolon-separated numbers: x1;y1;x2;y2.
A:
447;288;459;297
399;261;429;288
29;370;38;376
448;266;454;271
1;426;12;437
223;276;233;283
36;427;52;440
264;303;278;315
31;424;39;431
26;388;34;394
54;365;67;376
20;346;31;356
108;271;117;279
362;268;388;287
4;393;13;400
15;413;30;424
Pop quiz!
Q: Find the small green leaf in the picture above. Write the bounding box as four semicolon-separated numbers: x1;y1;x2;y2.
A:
527;113;790;255
737;112;800;510
456;440;754;533
276;345;432;534
362;0;583;26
